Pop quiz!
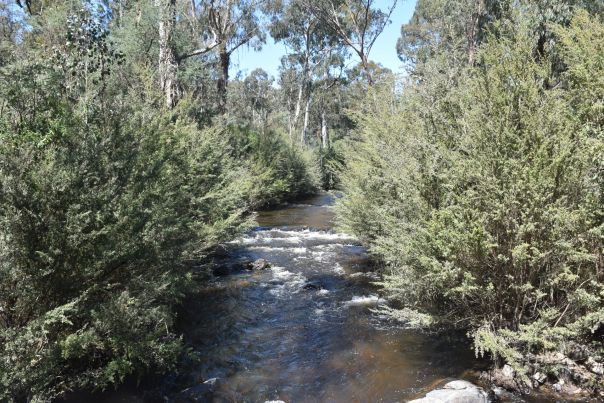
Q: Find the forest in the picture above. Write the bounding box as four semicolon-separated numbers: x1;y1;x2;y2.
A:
0;0;603;402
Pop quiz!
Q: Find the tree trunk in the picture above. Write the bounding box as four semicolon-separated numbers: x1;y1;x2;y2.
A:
189;0;198;33
361;53;374;85
290;59;309;138
290;82;304;138
136;3;142;27
301;94;311;145
467;0;484;66
286;96;293;142
157;0;179;108
189;0;196;19
217;45;229;114
321;110;328;149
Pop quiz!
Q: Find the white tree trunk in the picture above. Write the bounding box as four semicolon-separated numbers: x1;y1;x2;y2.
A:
290;40;311;138
290;68;306;138
157;0;179;108
321;110;328;149
301;94;312;145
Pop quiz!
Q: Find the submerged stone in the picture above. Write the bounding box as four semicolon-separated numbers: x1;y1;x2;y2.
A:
302;281;322;290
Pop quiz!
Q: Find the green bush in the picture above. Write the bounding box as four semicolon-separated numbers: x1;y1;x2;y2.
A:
226;125;320;208
337;10;604;380
0;102;252;401
0;3;318;401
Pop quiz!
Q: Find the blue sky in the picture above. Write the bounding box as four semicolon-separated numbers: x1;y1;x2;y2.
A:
230;0;418;79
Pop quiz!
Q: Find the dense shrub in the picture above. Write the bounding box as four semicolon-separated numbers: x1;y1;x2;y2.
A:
0;98;255;401
0;6;316;401
226;125;320;208
337;10;604;381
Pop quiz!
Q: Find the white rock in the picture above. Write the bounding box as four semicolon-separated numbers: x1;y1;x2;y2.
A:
533;372;547;384
491;386;504;396
501;364;515;379
587;357;604;375
408;380;488;403
443;380;478;390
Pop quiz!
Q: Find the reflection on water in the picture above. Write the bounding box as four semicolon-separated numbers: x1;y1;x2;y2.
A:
178;192;484;402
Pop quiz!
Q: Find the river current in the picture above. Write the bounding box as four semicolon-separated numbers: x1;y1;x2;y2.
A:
66;192;496;403
177;192;482;402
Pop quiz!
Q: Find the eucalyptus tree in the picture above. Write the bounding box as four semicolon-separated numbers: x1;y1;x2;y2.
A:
397;0;525;72
397;0;604;74
242;68;274;128
269;0;345;143
313;47;346;149
184;0;266;113
308;0;396;84
154;0;265;110
155;0;179;107
228;68;275;129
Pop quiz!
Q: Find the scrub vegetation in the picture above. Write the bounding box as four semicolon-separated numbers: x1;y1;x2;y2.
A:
1;0;604;401
338;0;604;394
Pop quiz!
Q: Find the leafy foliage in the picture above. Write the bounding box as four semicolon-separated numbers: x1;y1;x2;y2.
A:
0;2;317;401
338;6;604;378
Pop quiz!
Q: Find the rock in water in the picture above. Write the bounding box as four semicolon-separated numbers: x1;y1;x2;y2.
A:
250;258;270;270
408;380;489;403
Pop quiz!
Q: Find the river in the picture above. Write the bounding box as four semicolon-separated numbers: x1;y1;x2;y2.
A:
174;192;484;402
68;192;508;402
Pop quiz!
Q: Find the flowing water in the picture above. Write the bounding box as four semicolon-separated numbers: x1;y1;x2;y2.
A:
176;192;485;402
67;192;496;403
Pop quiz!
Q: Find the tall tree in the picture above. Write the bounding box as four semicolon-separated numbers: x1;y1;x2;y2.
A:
154;0;265;110
270;0;343;143
183;0;265;114
156;0;179;108
396;0;492;69
310;0;396;84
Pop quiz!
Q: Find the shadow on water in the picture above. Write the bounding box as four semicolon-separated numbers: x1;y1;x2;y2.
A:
64;192;499;402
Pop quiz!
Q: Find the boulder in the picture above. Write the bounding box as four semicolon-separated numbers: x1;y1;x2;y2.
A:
586;357;604;376
249;258;270;270
408;380;489;403
565;342;591;361
501;365;514;379
213;259;254;276
532;371;547;385
482;364;521;391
